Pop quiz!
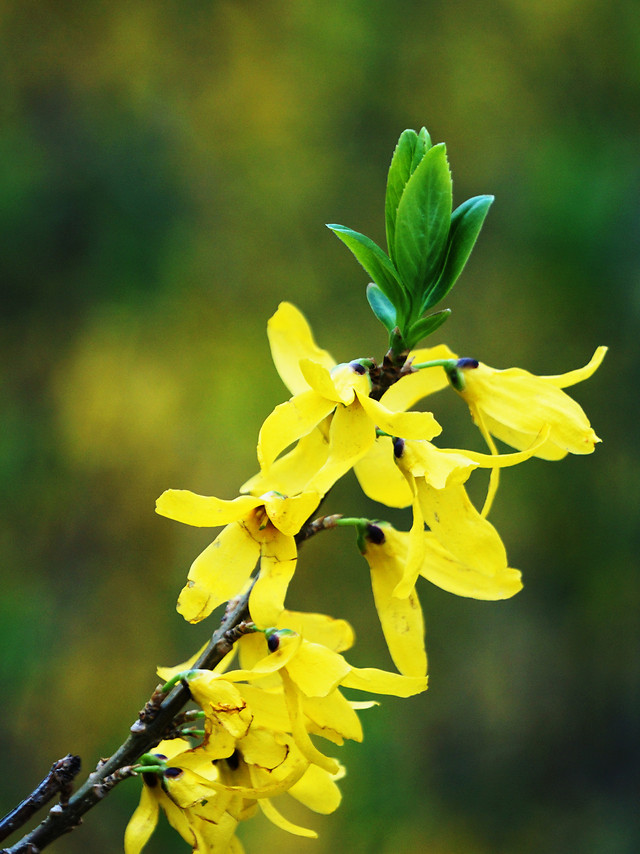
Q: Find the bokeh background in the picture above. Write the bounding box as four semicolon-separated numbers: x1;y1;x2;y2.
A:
1;2;638;852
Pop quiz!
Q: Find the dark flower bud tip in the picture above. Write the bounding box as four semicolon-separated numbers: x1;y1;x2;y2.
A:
267;633;280;652
350;360;367;374
164;767;183;780
393;437;405;458
366;523;386;545
456;357;479;369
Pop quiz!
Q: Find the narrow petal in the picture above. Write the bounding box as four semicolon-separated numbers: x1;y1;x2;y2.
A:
177;523;260;623
156;490;261;527
305;401;376;496
267;302;336;396
258;390;335;470
399;441;477;489
249;530;297;629
281;670;340;774
258;797;318;838
541;346;607;388
341;666;428;697
357;393;442;441
379;344;458;411
363;526;427;677
299;359;343;402
354;436;414;508
240;426;330;496
124;786;159;854
393;472;427;600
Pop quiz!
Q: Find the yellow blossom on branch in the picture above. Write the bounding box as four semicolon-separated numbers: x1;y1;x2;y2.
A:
155;488;320;627
451;347;607;459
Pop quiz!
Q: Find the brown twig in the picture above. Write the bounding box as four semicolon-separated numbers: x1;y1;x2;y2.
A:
0;755;82;845
1;588;252;854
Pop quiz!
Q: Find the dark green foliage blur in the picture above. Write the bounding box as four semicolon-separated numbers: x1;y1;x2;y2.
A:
1;2;638;852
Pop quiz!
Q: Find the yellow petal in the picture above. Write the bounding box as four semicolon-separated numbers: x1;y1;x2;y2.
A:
330;362;371;403
258;797;318;838
236;683;290;732
299;359;343;402
354;436;413;508
263;491;321;536
284;640;351;697
288;762;343;814
540;346;607;388
357;393;442;441
419;532;523;599
305;400;376;496
379;343;458;411
124;786;159;854
302;689;363;742
363;526;427;677
392;472;427;600
267;302;336;396
342;666;428;697
156;490;261;527
239;729;288;771
461;362;601;458
281;670;340;775
241;426;330;496
398;441;476;488
417;481;508;577
277;610;355;652
177;523;260;623
187;677;253;740
249;530;297;629
224;632;303;682
258;390;335;470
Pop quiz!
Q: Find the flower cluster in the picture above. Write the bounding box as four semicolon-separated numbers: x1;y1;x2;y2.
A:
126;128;605;853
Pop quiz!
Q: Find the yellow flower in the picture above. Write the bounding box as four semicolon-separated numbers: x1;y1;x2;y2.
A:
390;436;538;599
454;347;607;460
156;488;320;627
252;302;442;497
175;613;427;783
124;738;247;854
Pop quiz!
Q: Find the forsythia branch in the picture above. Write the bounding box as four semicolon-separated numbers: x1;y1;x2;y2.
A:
0;589;253;854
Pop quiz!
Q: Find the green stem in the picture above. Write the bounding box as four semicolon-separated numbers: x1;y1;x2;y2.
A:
411;358;457;371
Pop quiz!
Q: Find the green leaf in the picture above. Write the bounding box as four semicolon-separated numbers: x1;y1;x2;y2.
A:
385;127;432;263
405;309;451;349
327;223;408;318
422;195;494;310
366;283;397;333
393;143;452;303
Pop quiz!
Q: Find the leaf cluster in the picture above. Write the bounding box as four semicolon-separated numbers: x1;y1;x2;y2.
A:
328;128;493;355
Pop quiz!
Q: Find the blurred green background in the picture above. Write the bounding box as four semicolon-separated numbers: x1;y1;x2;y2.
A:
1;1;638;852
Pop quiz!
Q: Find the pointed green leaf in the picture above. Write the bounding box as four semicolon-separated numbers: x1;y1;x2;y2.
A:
327;223;408;317
385;127;432;263
366;283;397;333
422;195;494;310
405;309;451;350
393;143;452;302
